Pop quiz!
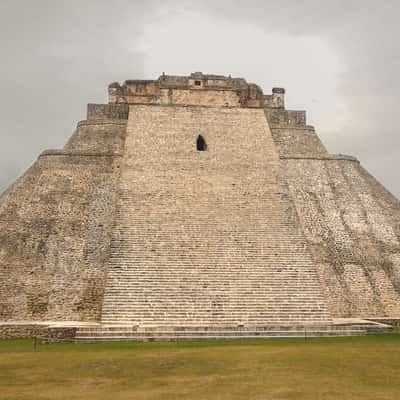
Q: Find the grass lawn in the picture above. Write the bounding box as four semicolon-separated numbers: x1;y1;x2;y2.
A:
0;335;399;400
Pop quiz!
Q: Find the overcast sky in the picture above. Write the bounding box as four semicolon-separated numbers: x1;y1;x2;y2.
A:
0;0;399;197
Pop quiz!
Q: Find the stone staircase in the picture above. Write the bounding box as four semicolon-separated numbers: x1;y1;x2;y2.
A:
74;320;393;342
100;105;331;328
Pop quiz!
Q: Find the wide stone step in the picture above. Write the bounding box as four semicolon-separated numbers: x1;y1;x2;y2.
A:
75;332;365;342
73;324;368;342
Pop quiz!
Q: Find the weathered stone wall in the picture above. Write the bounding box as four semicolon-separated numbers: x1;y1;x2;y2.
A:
157;88;241;107
266;109;328;157
0;323;48;339
0;116;126;321
45;326;77;343
64;121;126;153
65;104;128;153
267;109;306;126
0;323;78;341
271;126;328;157
283;157;400;317
108;73;284;108
86;103;129;120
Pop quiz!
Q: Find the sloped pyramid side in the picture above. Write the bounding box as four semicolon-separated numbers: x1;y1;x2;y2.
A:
264;110;400;319
0;118;126;321
283;158;400;317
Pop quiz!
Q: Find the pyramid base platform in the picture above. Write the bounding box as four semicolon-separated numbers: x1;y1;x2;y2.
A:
1;319;396;343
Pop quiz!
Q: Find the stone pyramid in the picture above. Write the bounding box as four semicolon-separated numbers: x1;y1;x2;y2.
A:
1;73;399;340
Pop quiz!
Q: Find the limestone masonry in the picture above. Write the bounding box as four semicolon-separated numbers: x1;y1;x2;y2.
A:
1;72;399;341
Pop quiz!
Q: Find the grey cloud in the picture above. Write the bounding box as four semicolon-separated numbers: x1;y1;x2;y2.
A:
0;0;159;191
194;0;400;196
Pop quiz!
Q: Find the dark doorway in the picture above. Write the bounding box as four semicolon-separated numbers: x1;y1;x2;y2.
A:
196;135;207;151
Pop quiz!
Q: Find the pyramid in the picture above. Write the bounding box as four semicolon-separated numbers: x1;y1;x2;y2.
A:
0;73;399;341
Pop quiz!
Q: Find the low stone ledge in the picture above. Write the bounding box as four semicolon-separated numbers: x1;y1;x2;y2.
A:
39;150;122;158
269;124;315;130
0;323;49;339
0;322;99;341
280;154;359;163
366;318;400;326
126;102;254;109
77;119;128;128
159;85;240;92
44;327;77;343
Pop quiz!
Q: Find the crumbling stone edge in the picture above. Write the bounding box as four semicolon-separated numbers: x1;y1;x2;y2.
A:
38;150;122;158
0;323;78;343
280;154;359;162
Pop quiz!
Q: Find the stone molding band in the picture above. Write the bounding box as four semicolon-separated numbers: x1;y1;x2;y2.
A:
270;125;315;130
77;120;128;128
280;154;359;162
39;150;122;158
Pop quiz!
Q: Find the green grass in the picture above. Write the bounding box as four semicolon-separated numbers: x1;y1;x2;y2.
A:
0;335;400;400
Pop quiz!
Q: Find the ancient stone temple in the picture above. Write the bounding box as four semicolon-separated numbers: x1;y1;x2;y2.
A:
1;72;399;341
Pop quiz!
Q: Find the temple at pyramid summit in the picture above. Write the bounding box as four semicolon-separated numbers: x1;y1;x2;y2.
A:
1;72;400;341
